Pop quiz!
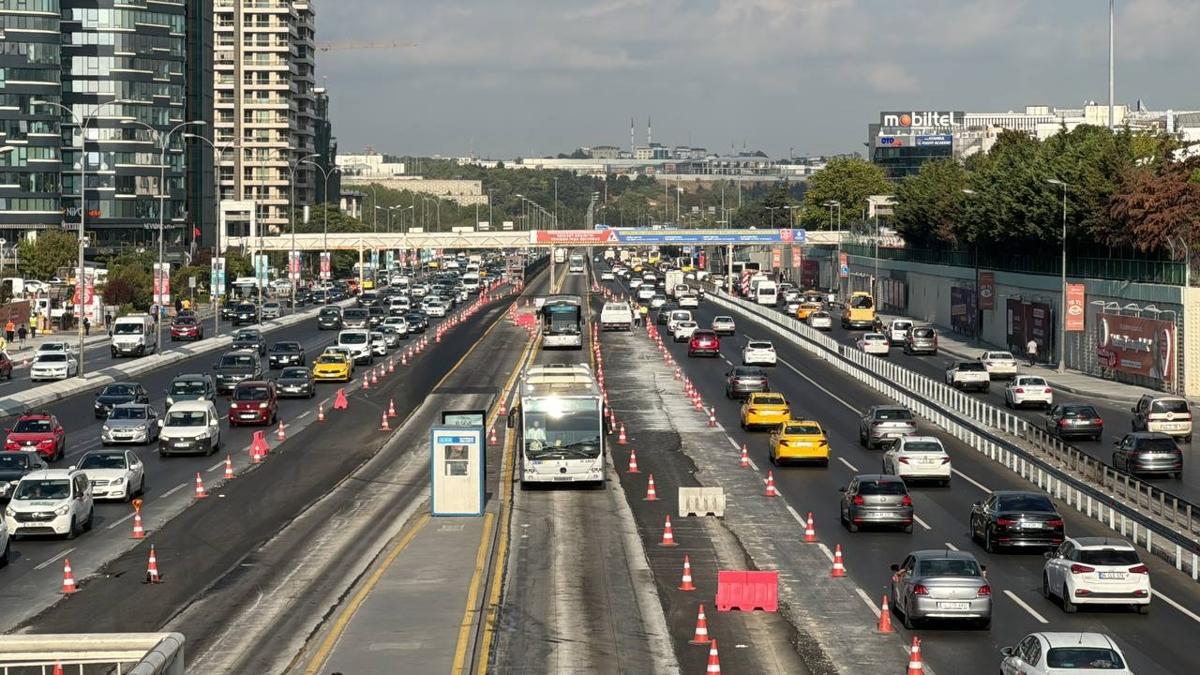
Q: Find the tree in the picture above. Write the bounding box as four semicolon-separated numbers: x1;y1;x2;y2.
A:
101;263;151;309
893;159;969;247
18;231;77;280
1109;156;1200;254
801;158;890;228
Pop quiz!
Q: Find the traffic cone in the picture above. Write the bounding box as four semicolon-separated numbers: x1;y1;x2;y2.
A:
689;604;710;644
803;512;817;542
362;373;370;391
224;454;235;480
387;359;395;373
627;448;640;474
707;407;717;427
659;515;678;547
617;423;628;445
145;545;161;584
489;426;498;446
739;443;750;468
764;470;778;497
62;558;77;594
401;352;409;366
706;640;721;674
380;411;391;431
131;509;145;539
333;388;348;410
831;544;847;577
878;594;895;633
907;636;923;675
194;472;207;499
51;663;62;675
674;367;681;380
388;398;397;418
371;369;379;386
678;555;696;591
275;420;286;442
644;474;658;501
317;402;326;422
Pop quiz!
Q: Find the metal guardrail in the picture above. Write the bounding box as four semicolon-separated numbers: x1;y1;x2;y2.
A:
0;633;184;675
708;290;1200;580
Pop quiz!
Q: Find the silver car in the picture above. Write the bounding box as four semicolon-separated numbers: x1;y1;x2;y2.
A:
839;474;914;533
100;403;161;446
858;405;918;449
890;550;991;630
261;301;282;320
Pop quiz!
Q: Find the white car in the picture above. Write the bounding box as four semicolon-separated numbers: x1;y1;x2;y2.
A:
672;321;698;342
629;277;644;289
600;271;614;281
424;301;447;318
887;319;913;345
369;331;388;356
711;316;736;336
35;341;75;360
637;287;655;301
30;353;78;381
1042;537;1150;614
1001;632;1133;675
5;469;94;539
649;295;667;309
74;449;145;502
857;333;891;356
742;341;777;366
678;294;700;309
1005;375;1053;409
809;311;833;331
882;436;951;486
980;351;1018;379
666;310;693;333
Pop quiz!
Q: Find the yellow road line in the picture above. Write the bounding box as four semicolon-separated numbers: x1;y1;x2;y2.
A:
450;511;496;674
300;513;431;675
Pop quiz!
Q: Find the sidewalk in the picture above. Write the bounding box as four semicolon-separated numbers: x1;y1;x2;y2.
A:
4;306;218;360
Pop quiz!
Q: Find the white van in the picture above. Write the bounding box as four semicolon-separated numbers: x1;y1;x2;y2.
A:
667;310;693;333
753;280;778;306
5;469;94;539
110;314;157;357
158;400;222;457
462;273;480;294
337;329;373;365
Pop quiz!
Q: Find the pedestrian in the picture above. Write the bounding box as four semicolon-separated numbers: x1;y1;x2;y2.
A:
3;319;13;344
174;297;183;314
83;316;91;336
150;303;159;326
1026;338;1038;367
17;324;26;344
639;304;649;326
104;312;112;335
631;305;641;328
29;319;37;339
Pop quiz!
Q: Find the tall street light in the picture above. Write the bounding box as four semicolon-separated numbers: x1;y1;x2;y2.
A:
288;153;320;313
302;160;341;266
1047;179;1070;373
184;132;239;338
34;97;131;377
823;200;842;299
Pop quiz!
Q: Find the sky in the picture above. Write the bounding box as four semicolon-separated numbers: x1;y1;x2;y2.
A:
318;0;1200;159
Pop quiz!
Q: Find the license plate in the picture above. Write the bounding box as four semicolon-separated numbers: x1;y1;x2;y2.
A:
1098;572;1126;580
1022;521;1044;529
240;414;258;419
553;477;573;482
937;602;969;610
175;442;191;448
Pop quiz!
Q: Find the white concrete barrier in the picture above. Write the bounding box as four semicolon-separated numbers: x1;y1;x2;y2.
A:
679;486;725;518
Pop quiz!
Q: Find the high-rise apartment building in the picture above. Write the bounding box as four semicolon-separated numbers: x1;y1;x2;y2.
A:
214;0;318;236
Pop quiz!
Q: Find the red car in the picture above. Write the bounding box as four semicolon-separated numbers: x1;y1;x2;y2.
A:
5;412;65;461
688;329;721;357
0;353;12;380
170;316;204;341
228;380;278;426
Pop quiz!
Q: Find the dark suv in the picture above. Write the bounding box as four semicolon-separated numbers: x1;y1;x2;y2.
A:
1113;432;1183;479
724;366;768;400
317;307;342;330
214;351;264;395
232;302;259;326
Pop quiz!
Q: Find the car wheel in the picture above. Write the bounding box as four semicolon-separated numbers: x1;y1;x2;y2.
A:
1062;585;1077;613
901;601;916;630
0;538;8;567
846;516;858;533
1092;434;1102;442
84;507;94;531
1136;603;1150;615
65;514;78;540
902;523;913;534
984;527;997;553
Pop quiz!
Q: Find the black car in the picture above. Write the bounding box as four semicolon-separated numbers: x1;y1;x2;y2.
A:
214;351;264;395
94;382;150;419
657;304;678;326
275;366;315;399
317;307;342;330
232;329;267;355
1044;404;1104;441
724;366;768;400
232;302;259;326
367;306;387;327
0;451;48;500
166;373;216;407
220;303;238;321
357;291;378;308
970;491;1064;553
268;341;306;369
1113;432;1183;478
405;312;428;333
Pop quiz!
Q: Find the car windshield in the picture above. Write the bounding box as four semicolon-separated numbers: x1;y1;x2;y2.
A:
113;323;142;334
671;312;690;320
903;441;944;453
1137;437;1180;454
166;411;207;427
1151;399;1190;414
522;398;601;460
220;354;256;368
784;424;822;435
234;386;270;401
864;334;886;341
101;384;135;396
236;304;255;312
109;407;148;420
714;317;733;324
0;454;31;469
986;352;1014;360
875;408;913;421
811;312;830;319
747;342;773;350
1077;548;1140;566
913;328;934;337
958;362;986;371
271;342;300;352
171;380;207;395
317;355;347;365
14;479;70;501
858;479;907;495
917;558;982;577
13;419;51;432
37;354;67;363
39;343;65;352
319;309;340;317
280;368;308;379
80;453;127;470
733;368;764;377
174;318;196;326
849;295;873;309
997;494;1055;512
235;331;260;341
1060;406;1099;419
752;395;786;406
892;321;912;329
1017;377;1048;386
340;332;368;345
1045;647;1125;669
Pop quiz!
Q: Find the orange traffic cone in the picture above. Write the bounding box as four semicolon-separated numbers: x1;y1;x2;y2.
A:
145;545;161;584
388;398;397;418
51;663;63;675
627;448;640;474
706;639;721;674
804;512;817;542
831;544;847;577
878;594;895;633
617;424;628;445
317;402;326;422
224;454;235;480
678;555;696;591
764;470;778;497
194;472;207;499
489;426;498;446
371;369;379;386
688;604;710;644
387;359;395;373
275;420;286;442
333;388;348;410
401;352;409;367
739;443;750;468
131;509;145;539
659;515;678;547
707;407;717;427
62;558;77;594
907;636;924;675
380;411;391;431
644;474;658;501
362;373;370;391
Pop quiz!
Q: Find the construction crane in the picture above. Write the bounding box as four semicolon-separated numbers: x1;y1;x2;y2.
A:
316;41;418;53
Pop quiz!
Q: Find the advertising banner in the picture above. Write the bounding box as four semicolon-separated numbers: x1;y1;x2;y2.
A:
253;254;269;288
800;260;819;289
1066;284;1086;332
771;249;782;270
979;272;995;310
1030;302;1052;348
385;250;395;270
791;247;803;269
210;257;226;296
697;250;706;270
533;229;618;245
838;252;849;278
287;250;301;281
72;268;96;307
916;135;953;147
950;286;977;336
319;252;331;280
152;263;170;305
1096;313;1176;382
1006;298;1025;348
532;228;805;246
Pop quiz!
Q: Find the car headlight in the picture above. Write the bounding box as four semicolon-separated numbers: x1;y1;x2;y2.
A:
135;425;147;432
112;476;126;484
4;507;13;517
259;402;269;409
54;504;70;515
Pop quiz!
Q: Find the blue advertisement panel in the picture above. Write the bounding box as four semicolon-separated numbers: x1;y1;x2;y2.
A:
916;135;953;147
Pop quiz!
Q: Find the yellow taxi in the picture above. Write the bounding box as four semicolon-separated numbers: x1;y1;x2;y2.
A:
312;352;353;382
740;392;790;430
796;301;823;321
769;420;830;466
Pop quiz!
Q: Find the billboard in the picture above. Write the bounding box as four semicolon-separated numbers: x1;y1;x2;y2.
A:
152;263;170;305
950;286;976;336
880;111;964;128
1096;313;1175;383
916;135;953;147
771;249;782;269
979;272;995;310
1066;284;1086;332
533;229;618;245
791;247;802;269
532;228;804;245
838;252;849;278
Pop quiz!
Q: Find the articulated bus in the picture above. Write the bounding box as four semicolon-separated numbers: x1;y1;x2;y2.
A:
510;363;604;486
539;294;583;349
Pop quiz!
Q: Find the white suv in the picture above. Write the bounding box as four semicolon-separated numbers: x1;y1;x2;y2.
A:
1042;537;1150;614
5;469;94;539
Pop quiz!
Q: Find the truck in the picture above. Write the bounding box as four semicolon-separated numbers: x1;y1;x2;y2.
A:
944;361;991;392
599;301;633;332
665;270;684;297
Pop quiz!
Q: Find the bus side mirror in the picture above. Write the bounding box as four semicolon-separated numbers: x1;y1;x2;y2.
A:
507;408;517;429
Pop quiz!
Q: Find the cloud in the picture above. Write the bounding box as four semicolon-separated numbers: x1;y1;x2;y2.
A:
842;63;920;94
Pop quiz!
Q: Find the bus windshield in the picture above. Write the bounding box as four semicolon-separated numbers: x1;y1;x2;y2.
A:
543;305;580;334
523;397;601;459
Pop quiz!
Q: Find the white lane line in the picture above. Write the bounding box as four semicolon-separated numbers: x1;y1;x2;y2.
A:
34;547;74;570
952;469;992;494
748;458;759;470
785;504;806;526
160;482;187;499
720;355;733;366
206;460;224;472
1153;590;1200;624
1004;589;1049;624
816;542;835;563
945;542;960;551
855;587;882;617
912;514;932;531
837;457;859;472
727;437;741;451
297;410;312;419
107;512;135;530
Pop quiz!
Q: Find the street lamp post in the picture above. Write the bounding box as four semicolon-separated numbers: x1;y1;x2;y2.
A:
184;133;239;338
288;153;320;313
823;200;842;300
1047;179;1070;373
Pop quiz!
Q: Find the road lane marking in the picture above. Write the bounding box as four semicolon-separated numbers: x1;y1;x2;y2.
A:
161;482;187;498
785;504;806;526
297;410;312;419
816;542;835;563
1153;589;1200;624
206;460;224;472
912;514;932;531
1004;589;1049;624
945;542;960;551
34;547;74;570
952;469;992;494
855;587;882;617
837;457;858;472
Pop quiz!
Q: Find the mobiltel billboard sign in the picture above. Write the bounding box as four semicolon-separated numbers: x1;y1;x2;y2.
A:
880;111;964;129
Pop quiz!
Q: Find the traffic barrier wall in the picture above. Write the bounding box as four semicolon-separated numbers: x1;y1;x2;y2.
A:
708;290;1200;582
714;570;778;612
678;486;726;518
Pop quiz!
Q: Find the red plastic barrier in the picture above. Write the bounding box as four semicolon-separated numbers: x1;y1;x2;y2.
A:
715;570;778;612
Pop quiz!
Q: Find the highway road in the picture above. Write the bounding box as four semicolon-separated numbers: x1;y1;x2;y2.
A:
604;271;1200;675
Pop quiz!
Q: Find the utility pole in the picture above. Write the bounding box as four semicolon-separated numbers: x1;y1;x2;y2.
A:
1109;0;1115;130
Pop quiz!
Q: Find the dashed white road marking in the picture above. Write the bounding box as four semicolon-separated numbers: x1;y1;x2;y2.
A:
816;542;835;563
837;457;858;472
1004;589;1049;624
206;460;224;472
161;482;187;498
34;547;74;570
297;410;312;419
106;512;136;530
945;542;960;551
855;587;882;617
1153;589;1200;624
912;514;932;531
952;469;992;494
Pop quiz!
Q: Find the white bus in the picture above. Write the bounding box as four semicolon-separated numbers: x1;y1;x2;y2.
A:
568;254;585;274
553;248;568;264
511;363;604;486
540;294;583;349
